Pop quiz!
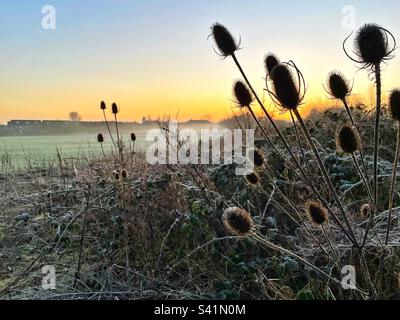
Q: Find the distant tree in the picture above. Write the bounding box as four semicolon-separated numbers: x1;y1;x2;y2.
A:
69;112;82;122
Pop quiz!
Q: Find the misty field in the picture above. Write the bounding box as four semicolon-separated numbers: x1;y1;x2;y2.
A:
0;133;149;169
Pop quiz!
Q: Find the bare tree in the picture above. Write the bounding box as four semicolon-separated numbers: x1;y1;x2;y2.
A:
69;112;82;122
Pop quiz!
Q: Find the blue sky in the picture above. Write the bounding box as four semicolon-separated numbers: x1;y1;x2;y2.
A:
0;0;399;123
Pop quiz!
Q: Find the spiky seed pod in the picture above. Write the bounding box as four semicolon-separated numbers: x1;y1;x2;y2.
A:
113;170;120;180
355;23;393;67
211;23;239;57
234;81;253;108
247;148;264;167
264;53;280;76
222;207;254;236
360;203;373;219
336;124;362;153
100;101;106;110
121;169;128;179
305;200;328;225
389;90;400;121
111;103;119;114
130;133;137;142
270;63;300;110
327;71;351;100
97;133;104;143
245;171;260;185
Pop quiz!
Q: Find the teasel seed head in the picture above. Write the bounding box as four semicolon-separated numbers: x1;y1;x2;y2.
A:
327;71;351;100
97;133;104;143
222;207;254;236
211;23;239;57
336;123;362;154
355;23;394;67
389;89;400;121
121;169;128;179
111;103;119;114
247;148;264;167
100;101;106;110
264;53;280;76
305;200;328;225
244;171;260;186
360;203;373;219
113;170;120;180
270;63;301;110
233;80;253;108
130;133;137;142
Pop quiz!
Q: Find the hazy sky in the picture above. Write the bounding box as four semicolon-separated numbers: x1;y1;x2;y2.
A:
1;0;400;124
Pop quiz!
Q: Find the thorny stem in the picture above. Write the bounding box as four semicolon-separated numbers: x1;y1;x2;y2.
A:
293;108;359;247
73;185;91;288
246;107;288;164
103;109;117;151
343;98;370;188
385;123;400;245
114;113;123;162
100;142;107;162
350;153;374;205
321;225;338;262
289;110;311;175
373;63;381;209
230;53;356;245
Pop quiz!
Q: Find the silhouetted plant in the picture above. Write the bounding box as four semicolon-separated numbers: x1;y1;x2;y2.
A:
212;25;354;243
100;101;117;151
97;133;107;161
264;53;280;76
211;23;313;188
211;21;400;298
267;61;358;247
325;71;370;196
336;124;373;205
344;23;396;209
336;124;362;154
130;132;137;154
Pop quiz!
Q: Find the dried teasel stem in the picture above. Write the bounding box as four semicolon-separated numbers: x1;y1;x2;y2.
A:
341;99;370;187
100;101;117;152
336;124;374;204
350;153;374;205
289;110;311;175
373;63;381;210
112;103;123;161
232;56;352;242
293;108;359;247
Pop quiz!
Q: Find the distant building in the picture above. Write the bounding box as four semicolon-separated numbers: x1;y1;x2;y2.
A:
8;120;42;126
